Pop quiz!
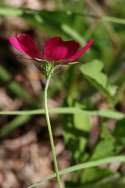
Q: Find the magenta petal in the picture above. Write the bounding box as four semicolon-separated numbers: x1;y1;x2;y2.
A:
64;41;80;59
43;37;62;60
9;34;42;59
43;37;80;61
18;34;42;59
49;46;68;61
9;37;25;54
67;39;94;62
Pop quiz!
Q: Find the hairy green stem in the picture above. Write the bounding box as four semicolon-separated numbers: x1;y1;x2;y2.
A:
44;68;63;188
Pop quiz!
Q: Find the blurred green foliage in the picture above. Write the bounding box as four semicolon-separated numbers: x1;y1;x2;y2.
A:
0;0;125;187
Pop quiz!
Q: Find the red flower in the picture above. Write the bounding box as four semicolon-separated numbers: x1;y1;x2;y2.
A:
9;34;93;63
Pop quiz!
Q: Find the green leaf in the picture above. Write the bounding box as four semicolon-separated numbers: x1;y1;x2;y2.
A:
113;118;125;146
82;167;112;183
74;111;91;132
80;60;117;101
73;111;91;160
91;126;116;160
91;139;115;160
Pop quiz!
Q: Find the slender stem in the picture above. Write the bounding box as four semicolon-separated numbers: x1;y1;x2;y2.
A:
44;68;63;188
27;155;125;188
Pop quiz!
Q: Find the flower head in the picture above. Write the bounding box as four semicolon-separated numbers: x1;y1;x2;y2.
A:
9;34;93;63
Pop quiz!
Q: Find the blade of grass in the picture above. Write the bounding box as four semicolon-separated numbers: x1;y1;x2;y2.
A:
27;155;125;188
0;115;31;137
102;16;125;25
61;24;85;46
0;5;23;16
0;108;124;119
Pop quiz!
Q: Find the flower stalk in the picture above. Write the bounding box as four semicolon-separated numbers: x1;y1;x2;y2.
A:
44;65;63;188
8;33;93;188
